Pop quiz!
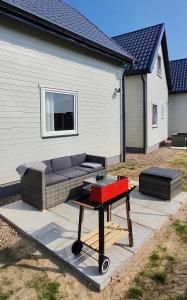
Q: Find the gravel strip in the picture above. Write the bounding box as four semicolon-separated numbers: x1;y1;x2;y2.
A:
0;217;17;249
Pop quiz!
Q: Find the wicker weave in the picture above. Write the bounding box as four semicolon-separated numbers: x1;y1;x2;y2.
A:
21;169;46;210
21;155;106;210
172;134;187;147
139;174;181;200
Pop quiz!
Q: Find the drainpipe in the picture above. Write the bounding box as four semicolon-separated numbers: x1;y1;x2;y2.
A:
141;74;147;154
121;68;126;162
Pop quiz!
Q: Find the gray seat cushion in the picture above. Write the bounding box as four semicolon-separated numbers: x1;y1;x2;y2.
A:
45;173;68;186
43;160;52;174
75;165;104;173
71;153;86;167
51;156;72;171
140;167;181;180
54;168;88;179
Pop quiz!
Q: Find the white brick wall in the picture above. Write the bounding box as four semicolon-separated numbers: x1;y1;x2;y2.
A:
0;16;123;184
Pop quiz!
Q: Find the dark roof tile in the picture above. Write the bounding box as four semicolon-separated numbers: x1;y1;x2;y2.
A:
1;0;133;61
169;59;187;93
112;24;164;73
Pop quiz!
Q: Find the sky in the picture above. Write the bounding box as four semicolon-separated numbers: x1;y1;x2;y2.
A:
65;0;187;61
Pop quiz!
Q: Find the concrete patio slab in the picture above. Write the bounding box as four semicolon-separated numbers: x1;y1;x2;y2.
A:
113;203;168;230
0;189;187;290
129;187;183;215
171;147;187;150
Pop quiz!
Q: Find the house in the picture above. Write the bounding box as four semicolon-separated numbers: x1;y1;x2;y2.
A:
168;59;187;137
0;0;134;197
112;24;172;153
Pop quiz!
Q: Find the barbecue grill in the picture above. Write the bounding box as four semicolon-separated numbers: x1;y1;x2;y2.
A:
72;175;136;274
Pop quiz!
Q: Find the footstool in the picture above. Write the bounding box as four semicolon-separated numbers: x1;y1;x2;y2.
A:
139;167;182;200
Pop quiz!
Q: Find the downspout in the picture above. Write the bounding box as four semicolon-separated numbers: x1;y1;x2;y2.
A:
141;74;147;154
121;69;126;162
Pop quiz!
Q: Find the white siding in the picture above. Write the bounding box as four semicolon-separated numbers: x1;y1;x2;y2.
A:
146;45;168;149
168;93;187;137
0;16;123;184
125;75;144;148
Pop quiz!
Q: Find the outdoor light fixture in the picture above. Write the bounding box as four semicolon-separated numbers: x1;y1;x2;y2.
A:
114;88;121;94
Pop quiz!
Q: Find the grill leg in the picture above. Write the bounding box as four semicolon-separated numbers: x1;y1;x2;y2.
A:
107;205;112;222
78;206;84;240
126;194;133;247
99;205;105;269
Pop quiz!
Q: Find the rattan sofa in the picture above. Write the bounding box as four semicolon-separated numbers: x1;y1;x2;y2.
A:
21;153;106;210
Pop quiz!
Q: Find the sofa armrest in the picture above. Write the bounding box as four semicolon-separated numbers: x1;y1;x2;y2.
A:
21;168;46;210
86;154;107;169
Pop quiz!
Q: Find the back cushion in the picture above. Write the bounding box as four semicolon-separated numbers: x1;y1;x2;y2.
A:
71;153;86;167
43;160;52;174
51;156;72;171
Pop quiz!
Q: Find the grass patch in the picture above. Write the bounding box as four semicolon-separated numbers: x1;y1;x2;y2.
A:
149;251;160;266
158;245;167;252
26;276;60;300
173;220;187;241
166;254;176;262
173;290;187;300
125;285;143;299
174;296;187;300
0;290;13;300
139;271;148;278
150;271;167;284
126;164;136;170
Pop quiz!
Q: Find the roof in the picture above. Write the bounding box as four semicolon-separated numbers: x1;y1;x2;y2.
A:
169;59;187;94
0;0;134;63
112;24;171;89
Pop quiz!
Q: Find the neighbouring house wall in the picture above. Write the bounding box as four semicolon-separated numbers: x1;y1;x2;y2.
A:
0;15;123;184
168;93;187;137
146;45;168;151
125;75;144;151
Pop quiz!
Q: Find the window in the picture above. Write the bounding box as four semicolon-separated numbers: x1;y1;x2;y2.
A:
41;88;78;137
161;104;164;119
157;55;162;76
152;104;158;128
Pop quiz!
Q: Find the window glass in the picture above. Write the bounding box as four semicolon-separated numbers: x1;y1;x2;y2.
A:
161;104;164;118
152;104;158;127
42;89;77;137
157;55;162;76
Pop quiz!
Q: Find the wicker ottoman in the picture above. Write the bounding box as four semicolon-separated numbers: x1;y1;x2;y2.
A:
139;167;182;200
172;133;187;147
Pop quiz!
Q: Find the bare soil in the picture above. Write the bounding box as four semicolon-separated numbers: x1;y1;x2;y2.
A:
0;146;187;300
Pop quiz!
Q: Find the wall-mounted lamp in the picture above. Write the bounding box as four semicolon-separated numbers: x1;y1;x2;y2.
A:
114;88;121;95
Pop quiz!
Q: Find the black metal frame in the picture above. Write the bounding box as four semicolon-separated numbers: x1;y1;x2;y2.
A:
74;187;135;272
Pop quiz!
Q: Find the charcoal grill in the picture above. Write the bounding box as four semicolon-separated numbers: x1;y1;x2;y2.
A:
71;176;136;275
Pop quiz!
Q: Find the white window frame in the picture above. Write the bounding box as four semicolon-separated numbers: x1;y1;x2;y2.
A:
157;55;162;77
152;103;158;128
41;87;78;137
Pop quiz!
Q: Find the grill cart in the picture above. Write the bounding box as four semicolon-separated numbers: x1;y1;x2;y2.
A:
71;175;136;275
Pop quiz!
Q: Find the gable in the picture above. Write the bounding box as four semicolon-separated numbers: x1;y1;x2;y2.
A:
150;45;167;81
112;24;171;90
112;24;163;74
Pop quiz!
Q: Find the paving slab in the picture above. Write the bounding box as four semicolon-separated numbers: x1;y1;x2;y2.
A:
111;214;154;252
113;203;168;230
51;202;108;232
129;188;183;215
0;190;187;290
